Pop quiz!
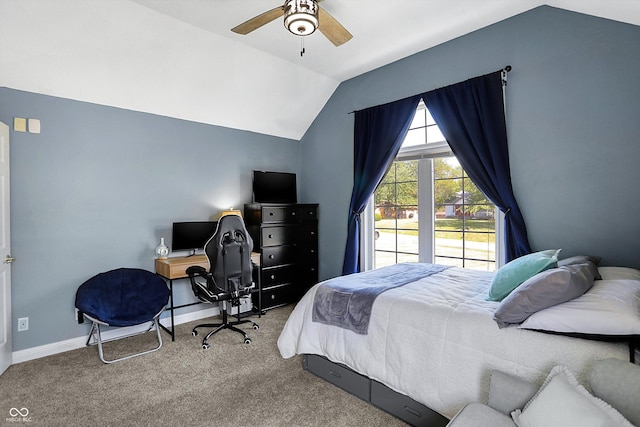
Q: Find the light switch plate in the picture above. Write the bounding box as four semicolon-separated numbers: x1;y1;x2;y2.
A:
28;119;41;134
13;117;26;132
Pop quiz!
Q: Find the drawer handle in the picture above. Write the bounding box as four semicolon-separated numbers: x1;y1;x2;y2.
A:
310;231;316;235
269;212;274;216
269;255;275;259
270;274;275;280
404;406;422;418
292;212;296;215
270;294;275;300
329;370;342;379
268;234;273;238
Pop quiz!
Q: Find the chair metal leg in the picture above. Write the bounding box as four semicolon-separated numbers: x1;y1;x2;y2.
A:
87;317;164;364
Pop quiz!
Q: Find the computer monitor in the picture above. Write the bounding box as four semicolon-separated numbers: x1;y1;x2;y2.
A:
171;221;218;255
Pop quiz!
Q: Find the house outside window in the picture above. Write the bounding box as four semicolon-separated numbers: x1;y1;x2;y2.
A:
367;101;499;271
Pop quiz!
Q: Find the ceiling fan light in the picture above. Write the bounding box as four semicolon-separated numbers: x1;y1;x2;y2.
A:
283;0;319;36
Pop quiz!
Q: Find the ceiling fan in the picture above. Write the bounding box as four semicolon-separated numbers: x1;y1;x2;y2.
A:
231;0;353;47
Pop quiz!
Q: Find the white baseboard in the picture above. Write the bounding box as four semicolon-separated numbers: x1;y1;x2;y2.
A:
12;306;221;364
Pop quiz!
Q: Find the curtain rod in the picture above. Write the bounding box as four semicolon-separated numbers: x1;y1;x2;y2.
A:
348;65;512;114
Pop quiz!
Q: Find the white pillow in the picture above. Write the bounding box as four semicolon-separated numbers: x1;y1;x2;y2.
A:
519;279;640;335
598;266;640;281
511;366;633;427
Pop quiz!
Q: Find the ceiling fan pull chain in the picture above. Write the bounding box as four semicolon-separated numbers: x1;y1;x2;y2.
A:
300;36;306;57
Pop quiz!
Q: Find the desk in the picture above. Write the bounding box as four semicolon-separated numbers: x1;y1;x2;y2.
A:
155;253;261;341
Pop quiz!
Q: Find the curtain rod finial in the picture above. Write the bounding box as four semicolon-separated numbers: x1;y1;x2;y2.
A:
504;65;512;72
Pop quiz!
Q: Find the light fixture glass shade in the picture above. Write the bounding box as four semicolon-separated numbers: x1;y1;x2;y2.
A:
284;0;319;36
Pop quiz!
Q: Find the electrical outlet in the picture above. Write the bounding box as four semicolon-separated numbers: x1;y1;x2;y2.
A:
18;317;29;332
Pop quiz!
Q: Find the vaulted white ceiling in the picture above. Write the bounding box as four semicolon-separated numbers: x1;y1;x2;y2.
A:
1;1;639;140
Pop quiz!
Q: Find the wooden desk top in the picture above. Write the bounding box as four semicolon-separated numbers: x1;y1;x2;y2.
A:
155;252;261;280
155;255;209;280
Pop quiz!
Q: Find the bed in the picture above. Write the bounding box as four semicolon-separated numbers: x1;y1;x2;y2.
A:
277;260;640;422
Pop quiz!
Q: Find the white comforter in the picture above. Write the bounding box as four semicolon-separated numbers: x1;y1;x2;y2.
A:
277;265;628;419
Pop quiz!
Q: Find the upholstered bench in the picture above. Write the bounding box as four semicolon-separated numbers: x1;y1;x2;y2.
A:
446;358;640;426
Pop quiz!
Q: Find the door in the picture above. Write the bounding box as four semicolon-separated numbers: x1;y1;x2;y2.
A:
0;121;11;375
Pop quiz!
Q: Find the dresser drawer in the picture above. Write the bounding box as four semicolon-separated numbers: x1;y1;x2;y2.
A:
303;355;370;402
297;224;318;244
296;242;318;261
262;206;295;223
262;245;297;268
298;263;318;286
297;205;318;222
261;225;297;247
256;283;295;309
261;264;297;287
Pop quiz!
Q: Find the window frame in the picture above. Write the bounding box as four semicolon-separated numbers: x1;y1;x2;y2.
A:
360;105;504;271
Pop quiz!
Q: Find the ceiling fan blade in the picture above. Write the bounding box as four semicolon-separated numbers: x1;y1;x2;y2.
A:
318;7;352;46
231;6;284;35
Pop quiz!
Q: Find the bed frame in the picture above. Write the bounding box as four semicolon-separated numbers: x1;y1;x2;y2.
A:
303;337;639;426
285;266;640;424
303;354;449;426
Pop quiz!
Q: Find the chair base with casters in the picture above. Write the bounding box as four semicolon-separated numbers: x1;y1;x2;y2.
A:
75;268;170;364
192;300;259;349
187;265;259;349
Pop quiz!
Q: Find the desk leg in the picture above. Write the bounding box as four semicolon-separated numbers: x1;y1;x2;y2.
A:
258;270;262;317
159;278;176;341
169;279;175;341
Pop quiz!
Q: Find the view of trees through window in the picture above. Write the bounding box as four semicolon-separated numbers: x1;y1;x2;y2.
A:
373;104;496;271
433;158;496;270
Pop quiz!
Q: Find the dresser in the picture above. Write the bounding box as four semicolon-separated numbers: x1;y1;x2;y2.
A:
244;203;319;310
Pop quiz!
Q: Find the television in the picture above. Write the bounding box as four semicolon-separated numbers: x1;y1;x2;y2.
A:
171;221;218;254
252;170;297;203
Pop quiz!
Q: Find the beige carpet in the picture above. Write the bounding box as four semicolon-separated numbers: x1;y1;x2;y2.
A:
0;306;407;426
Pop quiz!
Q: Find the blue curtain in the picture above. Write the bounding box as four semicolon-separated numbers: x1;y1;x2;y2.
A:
422;71;531;261
342;95;422;275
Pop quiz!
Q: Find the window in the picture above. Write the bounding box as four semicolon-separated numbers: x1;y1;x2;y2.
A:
374;160;420;266
370;102;498;271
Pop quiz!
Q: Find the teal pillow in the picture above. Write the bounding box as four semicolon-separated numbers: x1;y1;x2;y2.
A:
487;249;561;301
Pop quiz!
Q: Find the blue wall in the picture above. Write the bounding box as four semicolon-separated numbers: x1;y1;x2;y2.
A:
301;6;640;281
0;89;301;351
3;5;640;352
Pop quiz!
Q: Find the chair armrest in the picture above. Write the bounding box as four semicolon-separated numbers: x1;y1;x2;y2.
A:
186;266;226;301
186;265;207;276
487;371;539;415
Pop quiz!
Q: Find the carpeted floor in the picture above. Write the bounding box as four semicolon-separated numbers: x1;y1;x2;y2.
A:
0;305;407;426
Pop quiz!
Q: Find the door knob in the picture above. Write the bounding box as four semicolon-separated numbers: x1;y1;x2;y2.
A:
5;254;15;264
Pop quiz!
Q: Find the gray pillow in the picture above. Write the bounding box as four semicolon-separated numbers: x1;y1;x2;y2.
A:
558;255;602;279
493;263;596;328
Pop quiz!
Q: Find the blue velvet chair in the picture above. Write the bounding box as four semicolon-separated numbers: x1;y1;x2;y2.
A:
75;268;170;364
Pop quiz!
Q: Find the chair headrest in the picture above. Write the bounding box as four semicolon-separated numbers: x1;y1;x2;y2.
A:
204;214;254;287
